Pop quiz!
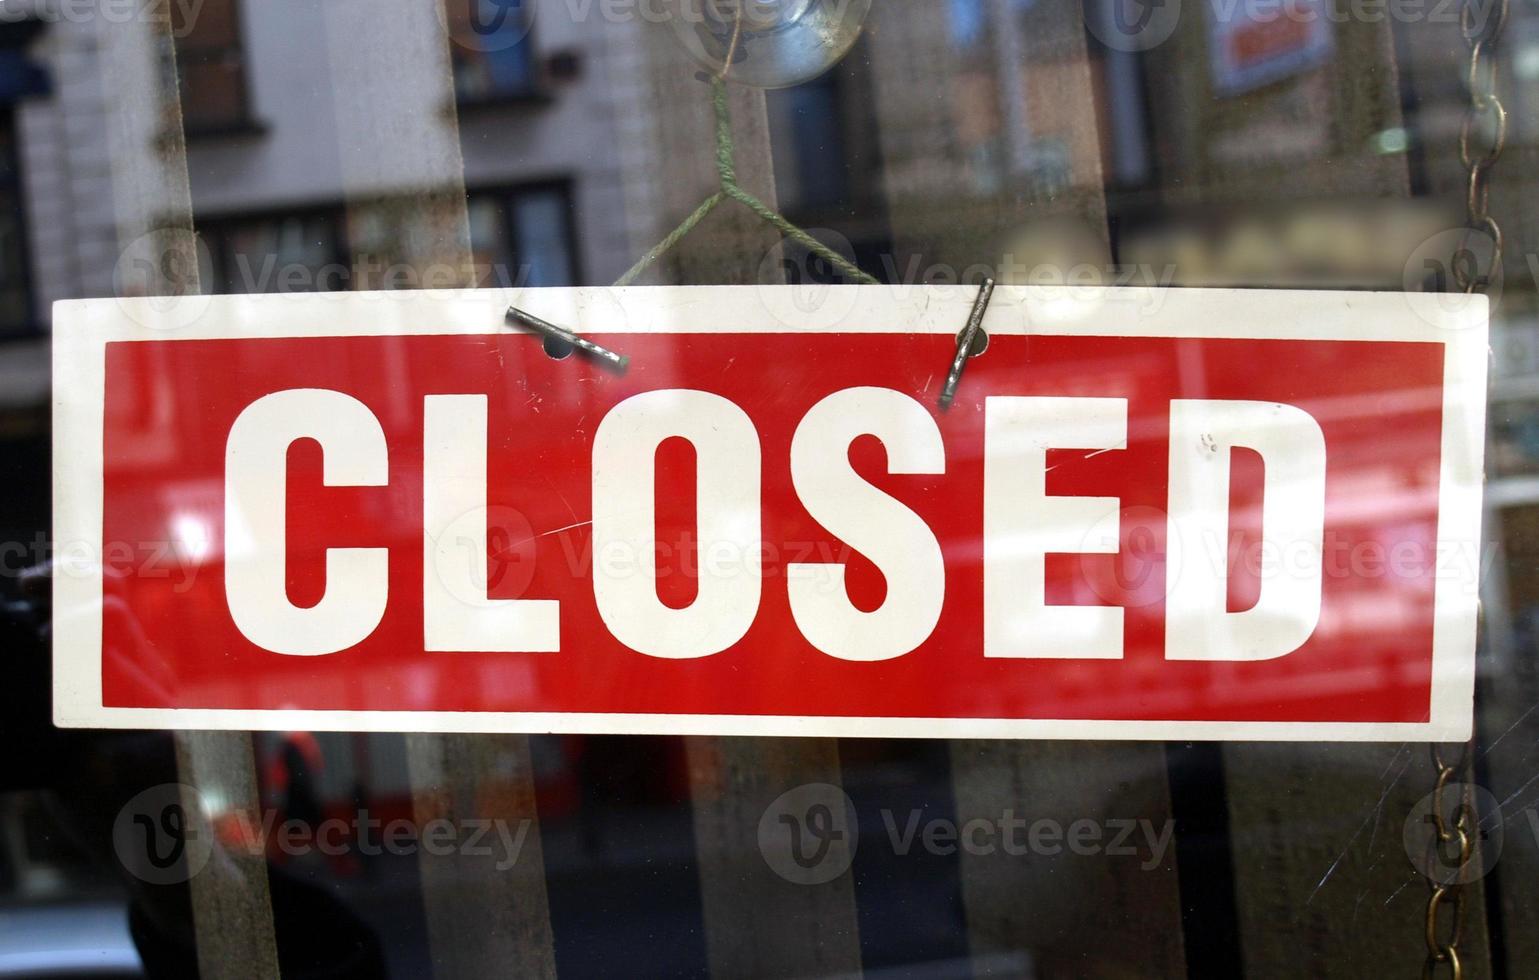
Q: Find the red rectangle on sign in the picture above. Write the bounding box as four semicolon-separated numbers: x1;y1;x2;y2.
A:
54;287;1486;739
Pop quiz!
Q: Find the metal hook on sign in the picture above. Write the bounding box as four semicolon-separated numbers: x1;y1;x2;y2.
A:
939;279;995;410
507;306;630;373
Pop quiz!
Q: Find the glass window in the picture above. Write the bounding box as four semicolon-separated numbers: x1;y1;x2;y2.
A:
445;0;540;102
199;212;346;294
0;111;31;334
170;0;254;134
7;0;1539;977
468;185;578;287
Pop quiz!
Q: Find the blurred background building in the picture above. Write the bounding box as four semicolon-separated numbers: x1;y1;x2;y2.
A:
5;0;1539;976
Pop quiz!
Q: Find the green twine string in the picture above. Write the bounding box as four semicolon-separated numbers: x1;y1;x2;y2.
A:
614;77;878;288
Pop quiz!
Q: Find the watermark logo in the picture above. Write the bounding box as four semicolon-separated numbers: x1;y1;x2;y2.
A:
113;783;535;882
113;783;213;885
0;0;208;35
1084;0;1183;53
756;229;863;329
758;782;859;885
1403;781;1504;886
759;783;1176;885
1402;227;1503;327
430;504;541;607
1078;503;1178;611
437;0;535;53
112;228;212;331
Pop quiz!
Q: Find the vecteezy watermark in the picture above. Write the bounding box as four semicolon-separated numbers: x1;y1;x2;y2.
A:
427;501;866;608
752;237;1181;322
757;782;1175;884
1402;227;1505;326
1404;226;1539;328
1209;0;1489;26
112;226;559;330
435;0;536;52
217;253;542;293
876;254;1179;314
1085;0;1478;56
1073;505;1495;614
112;784;215;885
758;783;860;885
113;783;534;883
19;510;1500;602
1402;781;1503;885
112;228;212;331
756;228;863;330
7;532;205;591
0;0;208;35
1084;0;1184;53
880;810;1175;869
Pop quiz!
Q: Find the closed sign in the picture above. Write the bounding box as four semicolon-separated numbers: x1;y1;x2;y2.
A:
53;286;1486;740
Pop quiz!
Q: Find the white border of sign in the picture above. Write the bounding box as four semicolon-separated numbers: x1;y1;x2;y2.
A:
53;285;1487;740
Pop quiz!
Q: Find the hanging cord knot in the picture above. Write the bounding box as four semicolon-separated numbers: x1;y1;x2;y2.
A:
614;38;876;288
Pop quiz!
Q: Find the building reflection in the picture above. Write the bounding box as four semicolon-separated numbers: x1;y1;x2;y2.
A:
1;0;1538;975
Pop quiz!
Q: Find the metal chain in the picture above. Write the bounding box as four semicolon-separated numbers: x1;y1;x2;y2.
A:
1424;743;1476;979
1421;2;1506;975
1421;5;1506;974
1451;0;1509;293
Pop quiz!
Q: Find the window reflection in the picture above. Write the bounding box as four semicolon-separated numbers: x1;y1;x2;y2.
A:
3;0;1539;975
196;188;577;295
445;0;541;103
